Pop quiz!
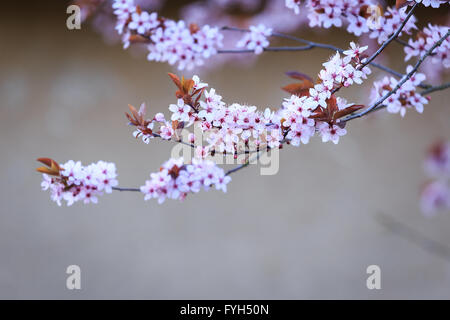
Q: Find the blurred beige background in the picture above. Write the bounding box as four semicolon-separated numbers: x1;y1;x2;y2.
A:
1;2;450;299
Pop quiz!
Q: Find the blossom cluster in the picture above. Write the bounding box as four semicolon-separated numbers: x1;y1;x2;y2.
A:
282;42;370;145
279;43;374;145
113;0;223;70
126;42;371;155
370;66;428;117
285;1;417;43
140;157;231;203
39;159;118;206
404;24;450;69
367;6;417;44
413;0;446;8
321;42;371;88
420;141;450;215
236;24;273;54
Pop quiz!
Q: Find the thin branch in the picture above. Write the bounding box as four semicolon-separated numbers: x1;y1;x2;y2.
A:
395;38;413;49
152;133;195;149
112;187;140;192
218;45;315;53
375;213;450;262
420;81;450;95
369;61;405;78
343;29;450;122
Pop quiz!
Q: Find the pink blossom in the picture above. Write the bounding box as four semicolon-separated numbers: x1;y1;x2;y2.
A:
140;157;231;203
236;24;272;55
404;24;449;76
160;125;174;140
414;0;445;8
169;99;191;122
128;11;157;34
420;181;450;216
317;122;347;144
40;160;118;206
285;0;302;15
371;66;428;117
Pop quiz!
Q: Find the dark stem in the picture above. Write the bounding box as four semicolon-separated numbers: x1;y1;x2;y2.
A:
420;81;450;95
112;187;140;192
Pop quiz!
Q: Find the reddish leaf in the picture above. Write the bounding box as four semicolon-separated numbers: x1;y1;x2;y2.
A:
128;104;139;120
168;165;181;178
182;78;194;94
282;83;312;96
285;71;313;83
135;5;142;14
37;157;54;167
395;0;409;9
168;73;182;91
36;158;61;176
171;120;179;131
333;105;365;120
309;109;330;122
326;95;338;115
189;23;199;34
128;34;150;43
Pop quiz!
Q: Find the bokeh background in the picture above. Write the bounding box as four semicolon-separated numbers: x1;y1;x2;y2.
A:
1;1;450;299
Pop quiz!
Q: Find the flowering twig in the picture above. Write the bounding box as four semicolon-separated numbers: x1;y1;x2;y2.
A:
359;3;418;69
343;29;450;122
38;1;449;204
220;22;429;89
106;31;450;194
330;2;417;96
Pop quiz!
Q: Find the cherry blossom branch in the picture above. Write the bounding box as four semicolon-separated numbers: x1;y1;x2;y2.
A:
220;22;429;89
339;80;450;121
111;29;449;194
343;29;450;122
105;29;449;195
359;2;418;69
330;2;417;96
